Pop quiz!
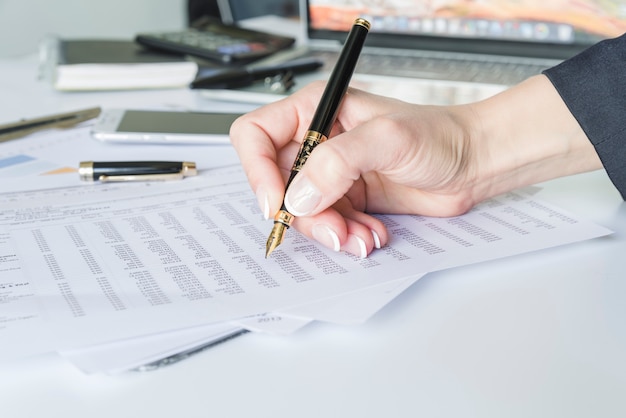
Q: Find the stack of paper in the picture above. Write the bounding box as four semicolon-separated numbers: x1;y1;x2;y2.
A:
0;125;612;374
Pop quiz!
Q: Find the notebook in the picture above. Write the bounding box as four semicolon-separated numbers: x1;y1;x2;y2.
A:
207;0;626;104
40;39;199;91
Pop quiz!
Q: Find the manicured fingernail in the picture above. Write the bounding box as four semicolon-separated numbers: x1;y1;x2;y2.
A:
256;186;270;220
285;174;322;217
311;224;340;252
371;230;381;249
342;234;368;258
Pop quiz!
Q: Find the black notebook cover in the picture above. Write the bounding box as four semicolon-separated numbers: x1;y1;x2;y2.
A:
48;39;199;91
59;40;188;65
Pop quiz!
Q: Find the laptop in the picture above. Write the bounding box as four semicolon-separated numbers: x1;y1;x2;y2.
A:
209;0;626;104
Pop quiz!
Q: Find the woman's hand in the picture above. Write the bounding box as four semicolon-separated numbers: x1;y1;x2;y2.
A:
230;76;600;257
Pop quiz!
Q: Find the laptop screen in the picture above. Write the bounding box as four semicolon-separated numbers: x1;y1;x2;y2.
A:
307;0;626;59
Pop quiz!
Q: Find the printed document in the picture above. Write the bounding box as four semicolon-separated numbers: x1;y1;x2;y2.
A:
0;165;612;359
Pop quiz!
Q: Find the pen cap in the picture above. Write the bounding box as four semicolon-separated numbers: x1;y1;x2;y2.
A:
79;161;196;181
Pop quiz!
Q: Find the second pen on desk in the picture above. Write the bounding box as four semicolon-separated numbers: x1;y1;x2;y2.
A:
265;18;371;258
190;57;323;89
79;161;197;182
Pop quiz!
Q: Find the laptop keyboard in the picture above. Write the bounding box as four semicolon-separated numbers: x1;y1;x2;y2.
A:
312;49;557;86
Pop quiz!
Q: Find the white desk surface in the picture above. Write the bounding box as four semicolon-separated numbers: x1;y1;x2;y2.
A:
1;54;625;418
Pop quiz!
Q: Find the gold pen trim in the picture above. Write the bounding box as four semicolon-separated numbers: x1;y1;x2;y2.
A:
181;161;198;177
354;18;371;30
78;161;94;181
291;130;327;172
273;209;295;227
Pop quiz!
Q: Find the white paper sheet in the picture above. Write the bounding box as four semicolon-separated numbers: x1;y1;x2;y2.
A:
0;164;612;361
59;322;244;375
1;128;424;367
60;274;423;374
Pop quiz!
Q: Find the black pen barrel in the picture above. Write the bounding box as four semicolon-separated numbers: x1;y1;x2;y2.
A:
92;161;184;177
190;69;251;89
191;58;323;89
308;18;370;137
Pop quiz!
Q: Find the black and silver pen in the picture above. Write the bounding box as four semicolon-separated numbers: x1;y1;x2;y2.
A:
79;161;197;182
190;57;323;89
265;18;371;258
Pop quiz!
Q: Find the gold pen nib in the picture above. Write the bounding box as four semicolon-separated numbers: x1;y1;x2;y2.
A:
265;222;287;258
265;209;295;258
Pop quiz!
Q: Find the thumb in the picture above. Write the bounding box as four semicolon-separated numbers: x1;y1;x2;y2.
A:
284;118;397;216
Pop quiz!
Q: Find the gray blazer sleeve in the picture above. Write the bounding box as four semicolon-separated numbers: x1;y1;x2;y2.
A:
543;34;626;199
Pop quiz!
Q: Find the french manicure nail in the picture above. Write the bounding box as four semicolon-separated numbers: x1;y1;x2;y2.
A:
342;234;368;258
311;224;340;252
285;174;322;217
371;230;381;249
256;186;270;220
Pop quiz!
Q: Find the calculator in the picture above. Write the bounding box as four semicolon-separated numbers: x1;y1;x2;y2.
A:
135;18;296;64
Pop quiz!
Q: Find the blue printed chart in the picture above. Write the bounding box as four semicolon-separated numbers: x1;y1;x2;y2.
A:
0;153;74;178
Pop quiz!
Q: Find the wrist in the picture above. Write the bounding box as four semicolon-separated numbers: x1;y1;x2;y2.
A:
467;75;602;201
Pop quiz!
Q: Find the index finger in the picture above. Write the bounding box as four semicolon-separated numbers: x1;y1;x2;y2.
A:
229;82;326;215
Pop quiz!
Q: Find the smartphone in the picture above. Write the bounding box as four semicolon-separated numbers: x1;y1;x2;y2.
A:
91;109;242;144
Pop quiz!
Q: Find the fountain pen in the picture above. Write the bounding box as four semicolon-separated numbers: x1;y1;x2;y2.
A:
265;18;371;258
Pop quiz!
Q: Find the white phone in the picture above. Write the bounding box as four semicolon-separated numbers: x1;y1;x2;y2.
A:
91;109;242;144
